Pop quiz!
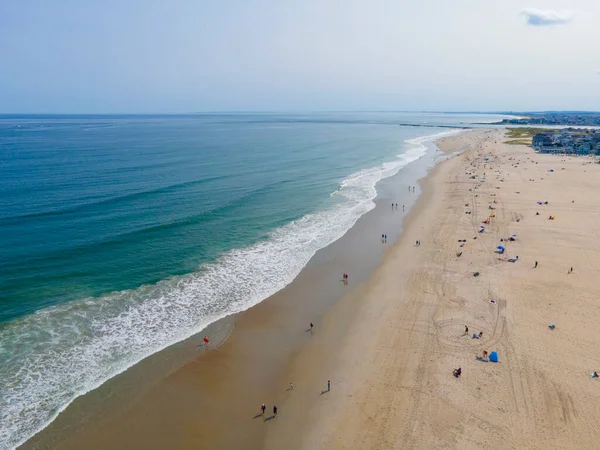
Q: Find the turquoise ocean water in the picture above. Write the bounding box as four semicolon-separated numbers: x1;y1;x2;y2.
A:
0;113;506;448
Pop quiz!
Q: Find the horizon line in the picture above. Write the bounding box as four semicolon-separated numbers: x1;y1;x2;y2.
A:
0;110;598;117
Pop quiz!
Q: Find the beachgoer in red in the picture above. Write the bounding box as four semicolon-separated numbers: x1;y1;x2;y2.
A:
203;336;209;345
261;403;266;414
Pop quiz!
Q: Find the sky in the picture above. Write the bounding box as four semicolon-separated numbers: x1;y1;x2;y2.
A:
0;0;599;113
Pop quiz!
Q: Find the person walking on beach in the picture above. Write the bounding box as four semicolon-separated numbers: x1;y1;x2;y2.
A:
534;261;538;268
203;336;210;346
273;405;278;416
261;403;266;415
289;382;294;390
403;204;405;211
327;380;331;392
413;186;415;192
310;322;313;331
464;325;469;335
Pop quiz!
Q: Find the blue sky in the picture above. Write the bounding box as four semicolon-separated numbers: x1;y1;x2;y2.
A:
1;0;599;113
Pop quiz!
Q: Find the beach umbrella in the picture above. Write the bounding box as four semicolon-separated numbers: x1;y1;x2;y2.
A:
497;246;505;250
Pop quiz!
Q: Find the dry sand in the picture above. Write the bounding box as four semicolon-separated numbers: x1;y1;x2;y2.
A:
264;129;600;449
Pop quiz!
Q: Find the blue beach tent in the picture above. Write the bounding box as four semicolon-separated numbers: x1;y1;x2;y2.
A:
490;351;499;363
497;246;505;251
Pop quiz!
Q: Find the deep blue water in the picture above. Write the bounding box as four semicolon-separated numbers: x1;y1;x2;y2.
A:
0;112;508;449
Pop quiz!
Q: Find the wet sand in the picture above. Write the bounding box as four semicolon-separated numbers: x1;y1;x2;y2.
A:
21;133;447;449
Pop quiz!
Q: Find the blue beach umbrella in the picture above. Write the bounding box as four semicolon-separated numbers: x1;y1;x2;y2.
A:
497;246;505;251
490;351;499;363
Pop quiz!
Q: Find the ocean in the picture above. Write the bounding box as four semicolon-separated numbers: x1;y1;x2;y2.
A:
0;112;506;448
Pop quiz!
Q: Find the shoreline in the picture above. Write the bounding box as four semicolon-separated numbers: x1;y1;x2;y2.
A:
18;129;461;449
22;127;600;449
273;128;600;449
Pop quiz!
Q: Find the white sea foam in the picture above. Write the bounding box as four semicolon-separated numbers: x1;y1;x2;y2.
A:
0;129;460;449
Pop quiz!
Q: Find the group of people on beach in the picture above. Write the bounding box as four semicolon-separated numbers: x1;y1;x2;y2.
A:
258;327;330;422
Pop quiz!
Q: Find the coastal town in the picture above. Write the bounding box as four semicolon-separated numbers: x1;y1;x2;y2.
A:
503;127;600;156
532;128;600;154
496;112;600;127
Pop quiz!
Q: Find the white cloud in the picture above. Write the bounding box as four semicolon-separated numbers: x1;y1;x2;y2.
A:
521;8;574;26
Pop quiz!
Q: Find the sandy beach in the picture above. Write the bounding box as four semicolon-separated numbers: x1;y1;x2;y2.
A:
22;128;600;449
269;129;600;449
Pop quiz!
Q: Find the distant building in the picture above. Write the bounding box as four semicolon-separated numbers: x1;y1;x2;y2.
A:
532;130;600;156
